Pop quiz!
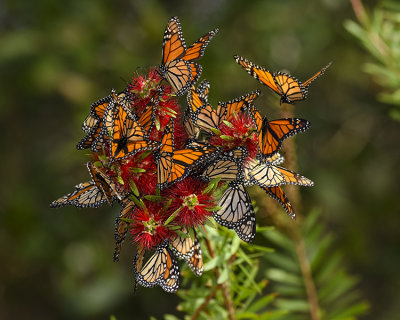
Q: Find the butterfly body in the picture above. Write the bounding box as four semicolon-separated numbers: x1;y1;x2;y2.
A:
234;55;331;104
160;17;218;96
213;180;256;243
136;241;180;293
105;88;162;161
170;228;203;276
156;119;219;189
246;105;310;159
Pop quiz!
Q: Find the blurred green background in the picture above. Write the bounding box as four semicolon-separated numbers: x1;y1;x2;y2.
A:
1;0;399;319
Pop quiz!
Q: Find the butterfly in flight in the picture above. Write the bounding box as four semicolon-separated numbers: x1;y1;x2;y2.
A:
234;55;331;104
136;241;180;293
246;105;310;160
159;16;218;96
155;119;219;189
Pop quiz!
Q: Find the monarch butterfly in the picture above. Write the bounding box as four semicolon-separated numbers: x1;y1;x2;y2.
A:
213;180;256;243
188;81;260;133
136;241;180;293
77;89;132;151
183;108;200;139
113;198;135;262
87;161;122;204
262;185;296;220
49;181;107;208
247;105;310;159
244;158;314;188
155;119;219;189
201;147;248;182
50;162;120;208
234;55;331;104
159;16;218;96
169;228;203;276
267;153;285;166
133;246;145;292
105;88;162;161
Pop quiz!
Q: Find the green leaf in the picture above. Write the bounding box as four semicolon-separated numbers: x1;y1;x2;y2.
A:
247;293;277;312
116;175;124;185
275;298;309;312
164;206;182;226
266;268;302;285
245;244;275;254
203;177;221;194
217;267;229;284
143;195;163;202
130;167;146;174
223;120;233;127
129;195;145;210
129;180;139;197
204;206;221;212
219;135;235;141
210;127;222;135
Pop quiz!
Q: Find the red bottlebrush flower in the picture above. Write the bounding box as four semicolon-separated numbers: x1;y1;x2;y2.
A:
129;201;171;250
162;177;216;228
129;68;163;97
209;113;258;159
119;151;158;195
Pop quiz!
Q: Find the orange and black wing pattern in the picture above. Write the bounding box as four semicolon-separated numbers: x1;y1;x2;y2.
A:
259;118;310;158
213;180;256;243
170;228;203;276
246;159;314;188
113;198;135;262
262;186;296;220
234;55;281;95
223;90;260;121
87;161;121;204
106;91;160;161
247;105;310;159
234;55;331;104
77;89;132;151
302;62;332;88
156;119;219;189
138;86;164;138
50;181;106;208
136;241;180;293
160;17;218;96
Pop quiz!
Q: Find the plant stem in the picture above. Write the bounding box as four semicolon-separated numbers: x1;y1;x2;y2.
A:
205;238;235;320
350;0;369;26
191;285;220;320
280;103;321;320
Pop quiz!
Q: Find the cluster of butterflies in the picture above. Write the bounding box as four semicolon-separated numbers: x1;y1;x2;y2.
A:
50;16;330;293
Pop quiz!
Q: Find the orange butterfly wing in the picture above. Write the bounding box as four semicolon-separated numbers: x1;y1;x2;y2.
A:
234;55;281;94
224;90;260;120
162;17;186;64
302;61;332;88
181;29;218;61
260;118;310;157
262;186;296;220
160;17;217;96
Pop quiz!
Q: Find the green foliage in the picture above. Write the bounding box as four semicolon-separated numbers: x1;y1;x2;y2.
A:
344;0;400;120
154;210;368;320
262;210;369;319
